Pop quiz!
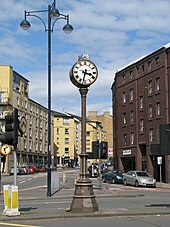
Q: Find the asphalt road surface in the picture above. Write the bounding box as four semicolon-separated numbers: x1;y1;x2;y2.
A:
2;215;170;227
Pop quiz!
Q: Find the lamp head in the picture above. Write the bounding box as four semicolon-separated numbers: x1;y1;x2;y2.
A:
20;19;31;30
63;24;73;34
50;8;60;19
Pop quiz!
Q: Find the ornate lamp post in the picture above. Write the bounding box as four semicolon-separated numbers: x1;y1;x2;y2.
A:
20;0;73;197
69;54;99;213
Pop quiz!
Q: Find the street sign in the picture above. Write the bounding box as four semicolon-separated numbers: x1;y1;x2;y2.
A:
19;116;27;134
0;144;11;156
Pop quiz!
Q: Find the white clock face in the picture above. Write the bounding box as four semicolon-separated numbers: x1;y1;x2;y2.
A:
72;60;98;86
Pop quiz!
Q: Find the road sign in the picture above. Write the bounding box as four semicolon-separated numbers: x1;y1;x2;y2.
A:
19;116;27;134
0;144;11;156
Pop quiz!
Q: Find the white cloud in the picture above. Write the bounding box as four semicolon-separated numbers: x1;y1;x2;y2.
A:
0;0;170;116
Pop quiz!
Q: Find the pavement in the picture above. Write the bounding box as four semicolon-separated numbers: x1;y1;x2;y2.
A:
0;177;170;221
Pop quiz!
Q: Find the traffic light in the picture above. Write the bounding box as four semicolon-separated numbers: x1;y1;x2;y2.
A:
100;141;108;159
0;108;19;146
91;140;99;159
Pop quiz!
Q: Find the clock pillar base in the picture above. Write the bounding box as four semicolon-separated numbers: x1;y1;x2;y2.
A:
70;153;99;213
70;180;99;213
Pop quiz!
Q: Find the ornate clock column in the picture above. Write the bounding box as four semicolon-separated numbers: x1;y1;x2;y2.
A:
69;55;99;213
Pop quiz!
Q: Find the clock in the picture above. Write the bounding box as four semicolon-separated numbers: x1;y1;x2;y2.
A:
70;59;98;88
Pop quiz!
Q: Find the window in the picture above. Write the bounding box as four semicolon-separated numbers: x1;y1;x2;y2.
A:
123;92;126;104
65;128;69;134
86;131;90;136
130;110;134;124
149;128;153;142
65;147;69;154
130;89;134;102
148;80;152;95
30;115;32;126
140;119;144;132
30;103;32;112
122;74;125;83
148;61;151;71
142;65;145;74
17;97;20;106
140;96;144;109
29;128;32;138
149;104;153;119
0;92;4;103
123;113;126;125
57;138;59;145
137;67;140;77
63;118;69;124
57;128;60;135
156;102;161;116
130;70;133;80
155;57;160;67
123;134;127;146
25;100;27;110
156;77;160;92
130;132;135;145
86;139;90;145
65;138;69;144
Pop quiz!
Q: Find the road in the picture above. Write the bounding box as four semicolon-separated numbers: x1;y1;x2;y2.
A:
3;215;170;227
0;170;170;227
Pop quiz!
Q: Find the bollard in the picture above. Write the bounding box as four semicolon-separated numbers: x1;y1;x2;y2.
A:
74;175;79;184
2;185;20;216
2;185;10;215
63;172;67;185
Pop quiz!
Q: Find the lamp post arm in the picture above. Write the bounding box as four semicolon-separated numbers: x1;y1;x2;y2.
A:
25;13;48;32
51;14;68;31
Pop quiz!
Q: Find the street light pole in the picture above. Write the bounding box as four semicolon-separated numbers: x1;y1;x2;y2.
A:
47;5;52;197
20;0;73;197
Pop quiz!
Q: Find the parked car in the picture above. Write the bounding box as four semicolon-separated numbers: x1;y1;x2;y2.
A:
29;165;38;174
102;170;124;184
20;165;31;174
36;165;46;172
88;164;98;178
10;167;25;175
123;171;156;187
44;164;56;171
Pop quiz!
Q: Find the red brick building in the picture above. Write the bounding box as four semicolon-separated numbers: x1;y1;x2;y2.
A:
111;43;170;183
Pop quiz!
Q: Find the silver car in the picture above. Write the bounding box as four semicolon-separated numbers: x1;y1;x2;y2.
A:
123;171;156;187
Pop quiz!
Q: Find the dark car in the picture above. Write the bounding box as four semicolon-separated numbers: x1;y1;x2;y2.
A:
88;164;98;178
102;170;124;184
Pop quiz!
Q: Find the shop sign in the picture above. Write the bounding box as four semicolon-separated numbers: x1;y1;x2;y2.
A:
123;149;131;155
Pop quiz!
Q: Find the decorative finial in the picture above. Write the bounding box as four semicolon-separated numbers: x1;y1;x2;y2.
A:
78;53;90;60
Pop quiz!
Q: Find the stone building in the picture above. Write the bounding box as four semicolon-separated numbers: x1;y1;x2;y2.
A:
0;65;54;172
87;111;113;158
112;43;170;182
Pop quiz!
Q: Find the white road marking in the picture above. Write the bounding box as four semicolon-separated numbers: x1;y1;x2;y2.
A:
19;181;26;184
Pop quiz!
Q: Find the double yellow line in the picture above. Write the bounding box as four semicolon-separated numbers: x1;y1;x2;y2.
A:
0;222;42;227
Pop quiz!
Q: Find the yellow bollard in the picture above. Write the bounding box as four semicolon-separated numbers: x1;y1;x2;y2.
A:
2;185;10;214
7;185;20;216
2;185;20;216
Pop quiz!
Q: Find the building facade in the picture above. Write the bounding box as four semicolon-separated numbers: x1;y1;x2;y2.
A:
53;112;81;167
0;65;54;172
87;111;113;158
53;111;108;167
112;43;170;182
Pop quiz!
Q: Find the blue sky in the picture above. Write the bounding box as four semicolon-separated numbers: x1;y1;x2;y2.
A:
0;0;170;116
